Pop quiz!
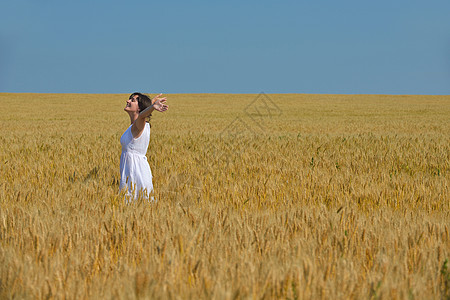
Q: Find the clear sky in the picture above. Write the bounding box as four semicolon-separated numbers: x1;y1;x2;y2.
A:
1;0;449;94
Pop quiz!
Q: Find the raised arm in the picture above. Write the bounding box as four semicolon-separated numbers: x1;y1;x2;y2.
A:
131;94;169;138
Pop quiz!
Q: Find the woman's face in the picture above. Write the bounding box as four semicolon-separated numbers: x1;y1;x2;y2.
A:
124;95;140;113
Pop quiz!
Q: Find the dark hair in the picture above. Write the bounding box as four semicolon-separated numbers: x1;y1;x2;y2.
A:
129;92;152;112
129;92;153;123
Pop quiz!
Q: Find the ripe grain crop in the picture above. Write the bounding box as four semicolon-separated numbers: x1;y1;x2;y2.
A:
0;93;449;299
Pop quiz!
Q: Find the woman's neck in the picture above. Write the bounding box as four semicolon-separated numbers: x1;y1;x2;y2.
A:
128;112;139;125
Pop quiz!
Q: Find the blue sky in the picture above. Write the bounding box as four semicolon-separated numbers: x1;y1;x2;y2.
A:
1;0;449;94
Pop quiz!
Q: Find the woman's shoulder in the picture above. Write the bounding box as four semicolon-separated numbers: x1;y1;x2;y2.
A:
145;122;151;134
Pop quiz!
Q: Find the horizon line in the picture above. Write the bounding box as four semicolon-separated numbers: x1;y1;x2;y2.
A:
1;91;449;96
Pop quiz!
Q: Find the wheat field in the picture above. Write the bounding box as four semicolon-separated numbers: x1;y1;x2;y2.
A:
0;93;449;299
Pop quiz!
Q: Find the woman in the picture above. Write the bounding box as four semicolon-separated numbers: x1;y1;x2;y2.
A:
120;92;168;201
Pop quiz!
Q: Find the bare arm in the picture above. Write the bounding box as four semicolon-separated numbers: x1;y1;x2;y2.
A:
131;94;169;138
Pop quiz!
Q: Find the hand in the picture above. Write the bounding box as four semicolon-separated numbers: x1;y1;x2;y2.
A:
152;93;169;112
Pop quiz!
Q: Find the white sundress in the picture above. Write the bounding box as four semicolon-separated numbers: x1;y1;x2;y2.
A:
119;123;153;201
